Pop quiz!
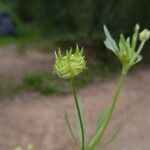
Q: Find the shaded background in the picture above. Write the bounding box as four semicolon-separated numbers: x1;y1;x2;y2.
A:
0;0;150;150
0;0;150;62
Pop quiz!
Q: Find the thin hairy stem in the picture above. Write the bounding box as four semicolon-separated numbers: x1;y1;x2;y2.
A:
71;78;85;150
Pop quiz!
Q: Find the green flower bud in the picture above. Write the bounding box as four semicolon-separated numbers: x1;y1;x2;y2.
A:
53;45;86;79
139;29;150;41
103;24;149;74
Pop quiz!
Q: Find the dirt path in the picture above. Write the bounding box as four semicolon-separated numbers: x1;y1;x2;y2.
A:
0;46;149;150
0;69;149;150
0;45;52;80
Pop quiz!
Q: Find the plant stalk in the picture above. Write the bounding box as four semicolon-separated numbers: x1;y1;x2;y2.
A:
88;69;127;150
71;78;85;150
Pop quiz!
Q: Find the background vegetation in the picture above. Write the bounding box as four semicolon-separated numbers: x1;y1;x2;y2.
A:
0;0;150;97
1;0;150;57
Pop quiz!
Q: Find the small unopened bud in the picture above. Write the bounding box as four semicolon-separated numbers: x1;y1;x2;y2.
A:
139;29;150;41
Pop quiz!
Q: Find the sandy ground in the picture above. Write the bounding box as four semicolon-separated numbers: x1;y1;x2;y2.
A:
0;45;149;150
0;45;53;80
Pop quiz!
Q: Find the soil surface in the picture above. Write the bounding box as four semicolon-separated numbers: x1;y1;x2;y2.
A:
0;45;149;150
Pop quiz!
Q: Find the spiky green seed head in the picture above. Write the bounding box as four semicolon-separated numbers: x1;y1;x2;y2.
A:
53;45;86;79
139;29;150;41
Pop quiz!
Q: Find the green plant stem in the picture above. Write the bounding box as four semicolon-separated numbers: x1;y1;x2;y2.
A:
71;78;85;150
88;69;127;150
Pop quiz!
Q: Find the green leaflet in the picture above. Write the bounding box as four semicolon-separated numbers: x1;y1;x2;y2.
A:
132;24;140;51
120;34;130;56
96;110;110;133
87;109;109;150
103;25;118;54
64;111;80;149
101;120;125;149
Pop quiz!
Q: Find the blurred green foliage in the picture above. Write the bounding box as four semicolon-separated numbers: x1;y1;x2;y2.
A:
1;0;149;36
0;0;150;63
23;72;63;95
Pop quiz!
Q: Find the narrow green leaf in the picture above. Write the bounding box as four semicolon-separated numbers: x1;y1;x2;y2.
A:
104;39;116;54
86;109;109;149
126;37;131;57
103;25;118;52
119;35;125;55
131;24;140;51
101;120;125;148
120;34;129;55
132;55;142;65
64;111;80;149
96;110;109;131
